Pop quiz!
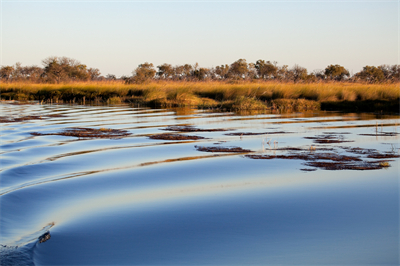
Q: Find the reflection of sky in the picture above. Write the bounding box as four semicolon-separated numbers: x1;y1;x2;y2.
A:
38;165;399;265
1;103;399;265
52;162;398;226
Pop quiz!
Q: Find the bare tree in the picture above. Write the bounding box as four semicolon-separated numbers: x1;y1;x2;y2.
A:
88;68;101;80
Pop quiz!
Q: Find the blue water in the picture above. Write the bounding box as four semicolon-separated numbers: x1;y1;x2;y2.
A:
0;102;399;265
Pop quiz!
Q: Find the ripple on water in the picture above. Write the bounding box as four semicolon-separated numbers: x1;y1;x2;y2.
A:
0;102;399;265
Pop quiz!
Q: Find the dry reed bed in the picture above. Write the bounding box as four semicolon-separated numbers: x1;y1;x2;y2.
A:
1;81;399;111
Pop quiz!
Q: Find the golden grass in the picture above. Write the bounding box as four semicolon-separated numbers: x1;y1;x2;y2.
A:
1;81;399;111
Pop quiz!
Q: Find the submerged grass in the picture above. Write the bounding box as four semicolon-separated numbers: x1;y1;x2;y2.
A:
1;81;399;112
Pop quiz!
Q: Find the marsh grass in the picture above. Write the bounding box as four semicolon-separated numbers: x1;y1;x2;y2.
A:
1;81;399;112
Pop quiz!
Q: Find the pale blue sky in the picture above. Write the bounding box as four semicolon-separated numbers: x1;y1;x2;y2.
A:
1;0;398;77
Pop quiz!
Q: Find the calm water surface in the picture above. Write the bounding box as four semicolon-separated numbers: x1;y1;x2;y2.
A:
0;102;399;265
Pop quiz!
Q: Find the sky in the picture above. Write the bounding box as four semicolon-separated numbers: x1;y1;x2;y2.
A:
1;0;398;77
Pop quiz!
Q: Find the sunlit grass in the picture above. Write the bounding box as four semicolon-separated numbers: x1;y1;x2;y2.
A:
1;81;399;111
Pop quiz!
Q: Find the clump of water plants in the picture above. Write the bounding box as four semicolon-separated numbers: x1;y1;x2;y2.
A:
195;146;252;153
245;147;394;171
0;113;67;123
304;134;353;144
343;147;400;159
359;132;399;137
367;153;400;159
225;131;290;136
38;232;51;244
0;115;43;123
31;127;131;139
163;126;229;132
343;147;378;155
149;134;206;140
379;161;390;168
246;152;361;162
304;161;391;170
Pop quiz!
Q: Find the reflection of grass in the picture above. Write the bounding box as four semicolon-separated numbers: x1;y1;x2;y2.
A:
1;81;399;111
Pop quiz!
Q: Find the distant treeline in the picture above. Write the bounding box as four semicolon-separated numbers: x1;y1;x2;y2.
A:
1;56;399;84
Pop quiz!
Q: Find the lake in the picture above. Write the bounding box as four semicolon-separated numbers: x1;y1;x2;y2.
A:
0;102;399;265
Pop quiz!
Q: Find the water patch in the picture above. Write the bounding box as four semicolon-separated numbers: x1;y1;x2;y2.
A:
0;102;399;265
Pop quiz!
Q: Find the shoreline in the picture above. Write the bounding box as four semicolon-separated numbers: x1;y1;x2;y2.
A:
1;81;399;113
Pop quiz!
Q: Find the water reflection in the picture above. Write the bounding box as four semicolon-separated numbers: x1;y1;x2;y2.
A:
0;102;399;265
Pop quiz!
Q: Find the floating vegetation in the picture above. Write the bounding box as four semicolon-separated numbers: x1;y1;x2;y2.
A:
341;147;400;159
225;131;291;136
163;126;229;132
322;132;352;135
342;147;378;155
379;161;391;168
38;232;51;244
31;127;131;139
367;153;400;159
0;115;43;123
246;152;361;162
304;134;353;144
274;147;304;151
213;141;227;145
0;114;66;123
195;146;252;153
268;146;335;152
300;168;317;172
358;132;399;136
149;134;206;140
305;161;391;171
245;149;395;170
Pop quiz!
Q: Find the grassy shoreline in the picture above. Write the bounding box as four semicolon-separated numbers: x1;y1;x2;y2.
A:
1;81;399;113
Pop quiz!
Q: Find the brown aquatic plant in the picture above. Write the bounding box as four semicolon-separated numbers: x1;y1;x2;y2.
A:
38;232;51;244
367;153;400;159
195;146;252;153
225;131;291;136
245;149;393;171
149;134;206;140
246;152;361;162
31;127;131;138
358;132;399;137
305;161;392;171
0;115;43;123
304;134;354;144
163;126;229;132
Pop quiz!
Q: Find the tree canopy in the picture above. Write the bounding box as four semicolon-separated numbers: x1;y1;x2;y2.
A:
1;57;399;84
324;64;350;81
